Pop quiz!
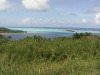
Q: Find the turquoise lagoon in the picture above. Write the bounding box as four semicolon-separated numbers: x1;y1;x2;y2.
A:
8;27;100;33
3;27;100;40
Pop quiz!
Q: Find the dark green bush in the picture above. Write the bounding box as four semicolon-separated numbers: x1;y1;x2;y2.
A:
73;32;93;39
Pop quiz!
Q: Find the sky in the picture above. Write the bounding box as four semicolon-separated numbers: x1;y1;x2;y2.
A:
0;0;100;28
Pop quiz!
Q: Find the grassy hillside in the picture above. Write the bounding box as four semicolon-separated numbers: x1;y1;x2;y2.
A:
0;28;26;33
0;33;100;75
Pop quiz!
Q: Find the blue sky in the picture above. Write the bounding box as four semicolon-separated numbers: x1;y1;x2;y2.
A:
0;0;100;28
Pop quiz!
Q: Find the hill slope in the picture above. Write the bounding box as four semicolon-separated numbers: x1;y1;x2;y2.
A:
0;28;26;33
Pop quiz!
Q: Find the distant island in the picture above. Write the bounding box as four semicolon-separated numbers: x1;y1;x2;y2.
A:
0;28;26;34
66;29;75;32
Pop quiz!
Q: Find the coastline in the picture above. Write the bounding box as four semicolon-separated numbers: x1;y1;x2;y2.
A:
0;32;39;34
0;32;27;34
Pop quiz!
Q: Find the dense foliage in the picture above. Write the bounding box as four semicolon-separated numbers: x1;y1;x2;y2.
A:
73;32;95;39
0;35;10;45
0;33;100;75
0;28;26;33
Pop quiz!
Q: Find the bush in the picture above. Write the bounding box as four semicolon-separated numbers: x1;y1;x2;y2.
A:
0;34;100;74
73;32;93;39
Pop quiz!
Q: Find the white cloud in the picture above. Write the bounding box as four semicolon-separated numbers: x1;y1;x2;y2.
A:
22;0;49;11
22;18;45;24
81;19;87;23
49;19;70;24
87;7;100;13
0;0;11;11
95;13;100;24
22;18;69;25
22;18;32;24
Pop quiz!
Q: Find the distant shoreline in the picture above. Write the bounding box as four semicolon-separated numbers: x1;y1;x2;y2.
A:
0;32;27;34
0;28;27;34
0;32;40;34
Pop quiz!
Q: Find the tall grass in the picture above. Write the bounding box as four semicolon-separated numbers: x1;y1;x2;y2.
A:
0;33;100;75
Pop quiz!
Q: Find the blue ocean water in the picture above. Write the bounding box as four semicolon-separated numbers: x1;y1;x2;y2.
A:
3;27;100;40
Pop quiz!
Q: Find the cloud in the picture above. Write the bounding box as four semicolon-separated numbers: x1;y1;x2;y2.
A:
87;7;100;13
22;0;49;11
0;0;11;11
48;19;69;24
81;19;87;23
22;18;32;24
69;13;78;16
22;18;42;24
22;17;47;24
95;13;100;24
22;18;69;25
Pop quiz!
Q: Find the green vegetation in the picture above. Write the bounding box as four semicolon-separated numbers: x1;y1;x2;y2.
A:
0;35;11;45
73;32;97;39
0;33;100;75
0;28;26;33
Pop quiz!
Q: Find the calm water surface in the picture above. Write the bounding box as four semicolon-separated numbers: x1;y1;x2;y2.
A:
3;27;100;40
